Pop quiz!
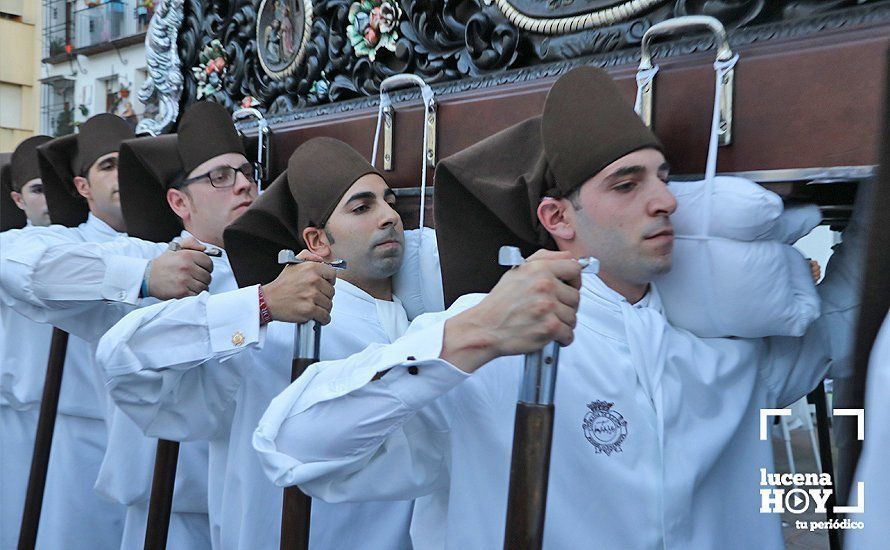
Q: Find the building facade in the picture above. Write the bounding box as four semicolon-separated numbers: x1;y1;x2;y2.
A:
39;0;152;137
0;0;42;151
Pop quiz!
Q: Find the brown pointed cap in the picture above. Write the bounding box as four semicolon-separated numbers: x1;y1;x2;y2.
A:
1;153;26;231
435;66;663;306
542;66;663;197
224;137;381;287
37;114;134;227
178;101;245;174
117;101;258;243
118;134;184;242
73;113;135;176
223;171;301;286
435;117;553;306
10;135;53;192
290;137;381;241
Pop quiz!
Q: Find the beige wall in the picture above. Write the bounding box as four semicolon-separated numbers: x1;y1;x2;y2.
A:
0;0;42;152
0;0;37;23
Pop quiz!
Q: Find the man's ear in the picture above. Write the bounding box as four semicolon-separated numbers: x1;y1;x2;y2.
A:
72;176;91;201
537;197;575;242
10;191;25;211
302;226;333;259
166;188;191;222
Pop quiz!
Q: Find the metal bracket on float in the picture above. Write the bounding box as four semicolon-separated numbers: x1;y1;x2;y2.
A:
233;107;272;191
378;74;437;172
638;15;736;147
424;100;437;168
383;103;395;170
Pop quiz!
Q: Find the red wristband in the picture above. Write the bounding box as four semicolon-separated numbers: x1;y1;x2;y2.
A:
258;285;273;325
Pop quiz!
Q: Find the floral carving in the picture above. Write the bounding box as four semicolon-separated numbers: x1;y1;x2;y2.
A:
169;0;886;118
347;0;404;60
191;39;229;99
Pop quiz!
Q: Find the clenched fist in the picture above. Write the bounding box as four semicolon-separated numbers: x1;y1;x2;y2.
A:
261;250;337;324
441;250;583;373
148;237;214;299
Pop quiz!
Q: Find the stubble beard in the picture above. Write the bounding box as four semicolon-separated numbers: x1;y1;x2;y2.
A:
367;247;403;279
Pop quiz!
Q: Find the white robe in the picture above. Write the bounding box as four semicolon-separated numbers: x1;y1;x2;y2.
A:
845;311;890;549
0;226;53;550
0;214;127;549
252;272;838;549
0;224;212;549
98;277;420;550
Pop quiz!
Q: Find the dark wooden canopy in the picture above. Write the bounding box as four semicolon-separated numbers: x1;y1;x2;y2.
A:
245;19;887;229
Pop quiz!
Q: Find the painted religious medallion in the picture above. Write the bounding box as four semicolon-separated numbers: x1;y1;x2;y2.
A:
256;0;313;79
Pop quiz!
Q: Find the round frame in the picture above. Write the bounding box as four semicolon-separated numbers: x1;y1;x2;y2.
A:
256;0;314;79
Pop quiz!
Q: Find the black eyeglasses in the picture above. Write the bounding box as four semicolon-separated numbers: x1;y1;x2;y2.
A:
179;162;257;188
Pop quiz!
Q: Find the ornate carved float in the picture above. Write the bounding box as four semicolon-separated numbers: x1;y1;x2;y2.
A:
136;0;889;228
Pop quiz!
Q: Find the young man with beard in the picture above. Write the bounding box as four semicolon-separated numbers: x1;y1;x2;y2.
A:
247;67;861;548
0;135;54;550
96;137;441;549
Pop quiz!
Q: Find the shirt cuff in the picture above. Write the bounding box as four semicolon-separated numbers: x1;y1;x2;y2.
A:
101;255;150;304
207;285;262;354
377;321;469;410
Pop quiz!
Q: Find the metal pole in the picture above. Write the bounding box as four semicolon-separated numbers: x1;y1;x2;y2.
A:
498;246;597;550
18;328;69;550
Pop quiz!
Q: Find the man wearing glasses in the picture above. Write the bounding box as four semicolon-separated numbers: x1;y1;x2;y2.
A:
0;102;323;548
165;152;257;250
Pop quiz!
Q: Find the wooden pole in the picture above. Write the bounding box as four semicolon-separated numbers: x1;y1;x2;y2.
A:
504;403;555;550
503;343;559;550
143;439;180;550
280;322;320;550
810;383;841;550
18;328;69;550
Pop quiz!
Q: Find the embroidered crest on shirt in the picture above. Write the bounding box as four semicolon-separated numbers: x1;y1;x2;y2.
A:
582;400;628;456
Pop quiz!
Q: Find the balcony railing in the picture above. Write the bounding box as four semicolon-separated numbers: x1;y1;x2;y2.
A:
45;26;69;57
74;0;148;49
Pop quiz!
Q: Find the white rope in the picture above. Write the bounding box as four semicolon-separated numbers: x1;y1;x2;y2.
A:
634;66;659;116
371;76;435;230
702;54;739;236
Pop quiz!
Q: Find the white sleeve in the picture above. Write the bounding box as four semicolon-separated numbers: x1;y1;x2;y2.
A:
253;304;472;502
0;225;78;309
0;232;164;341
98;285;267;441
31;235;165;306
761;319;831;408
761;225;862;407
